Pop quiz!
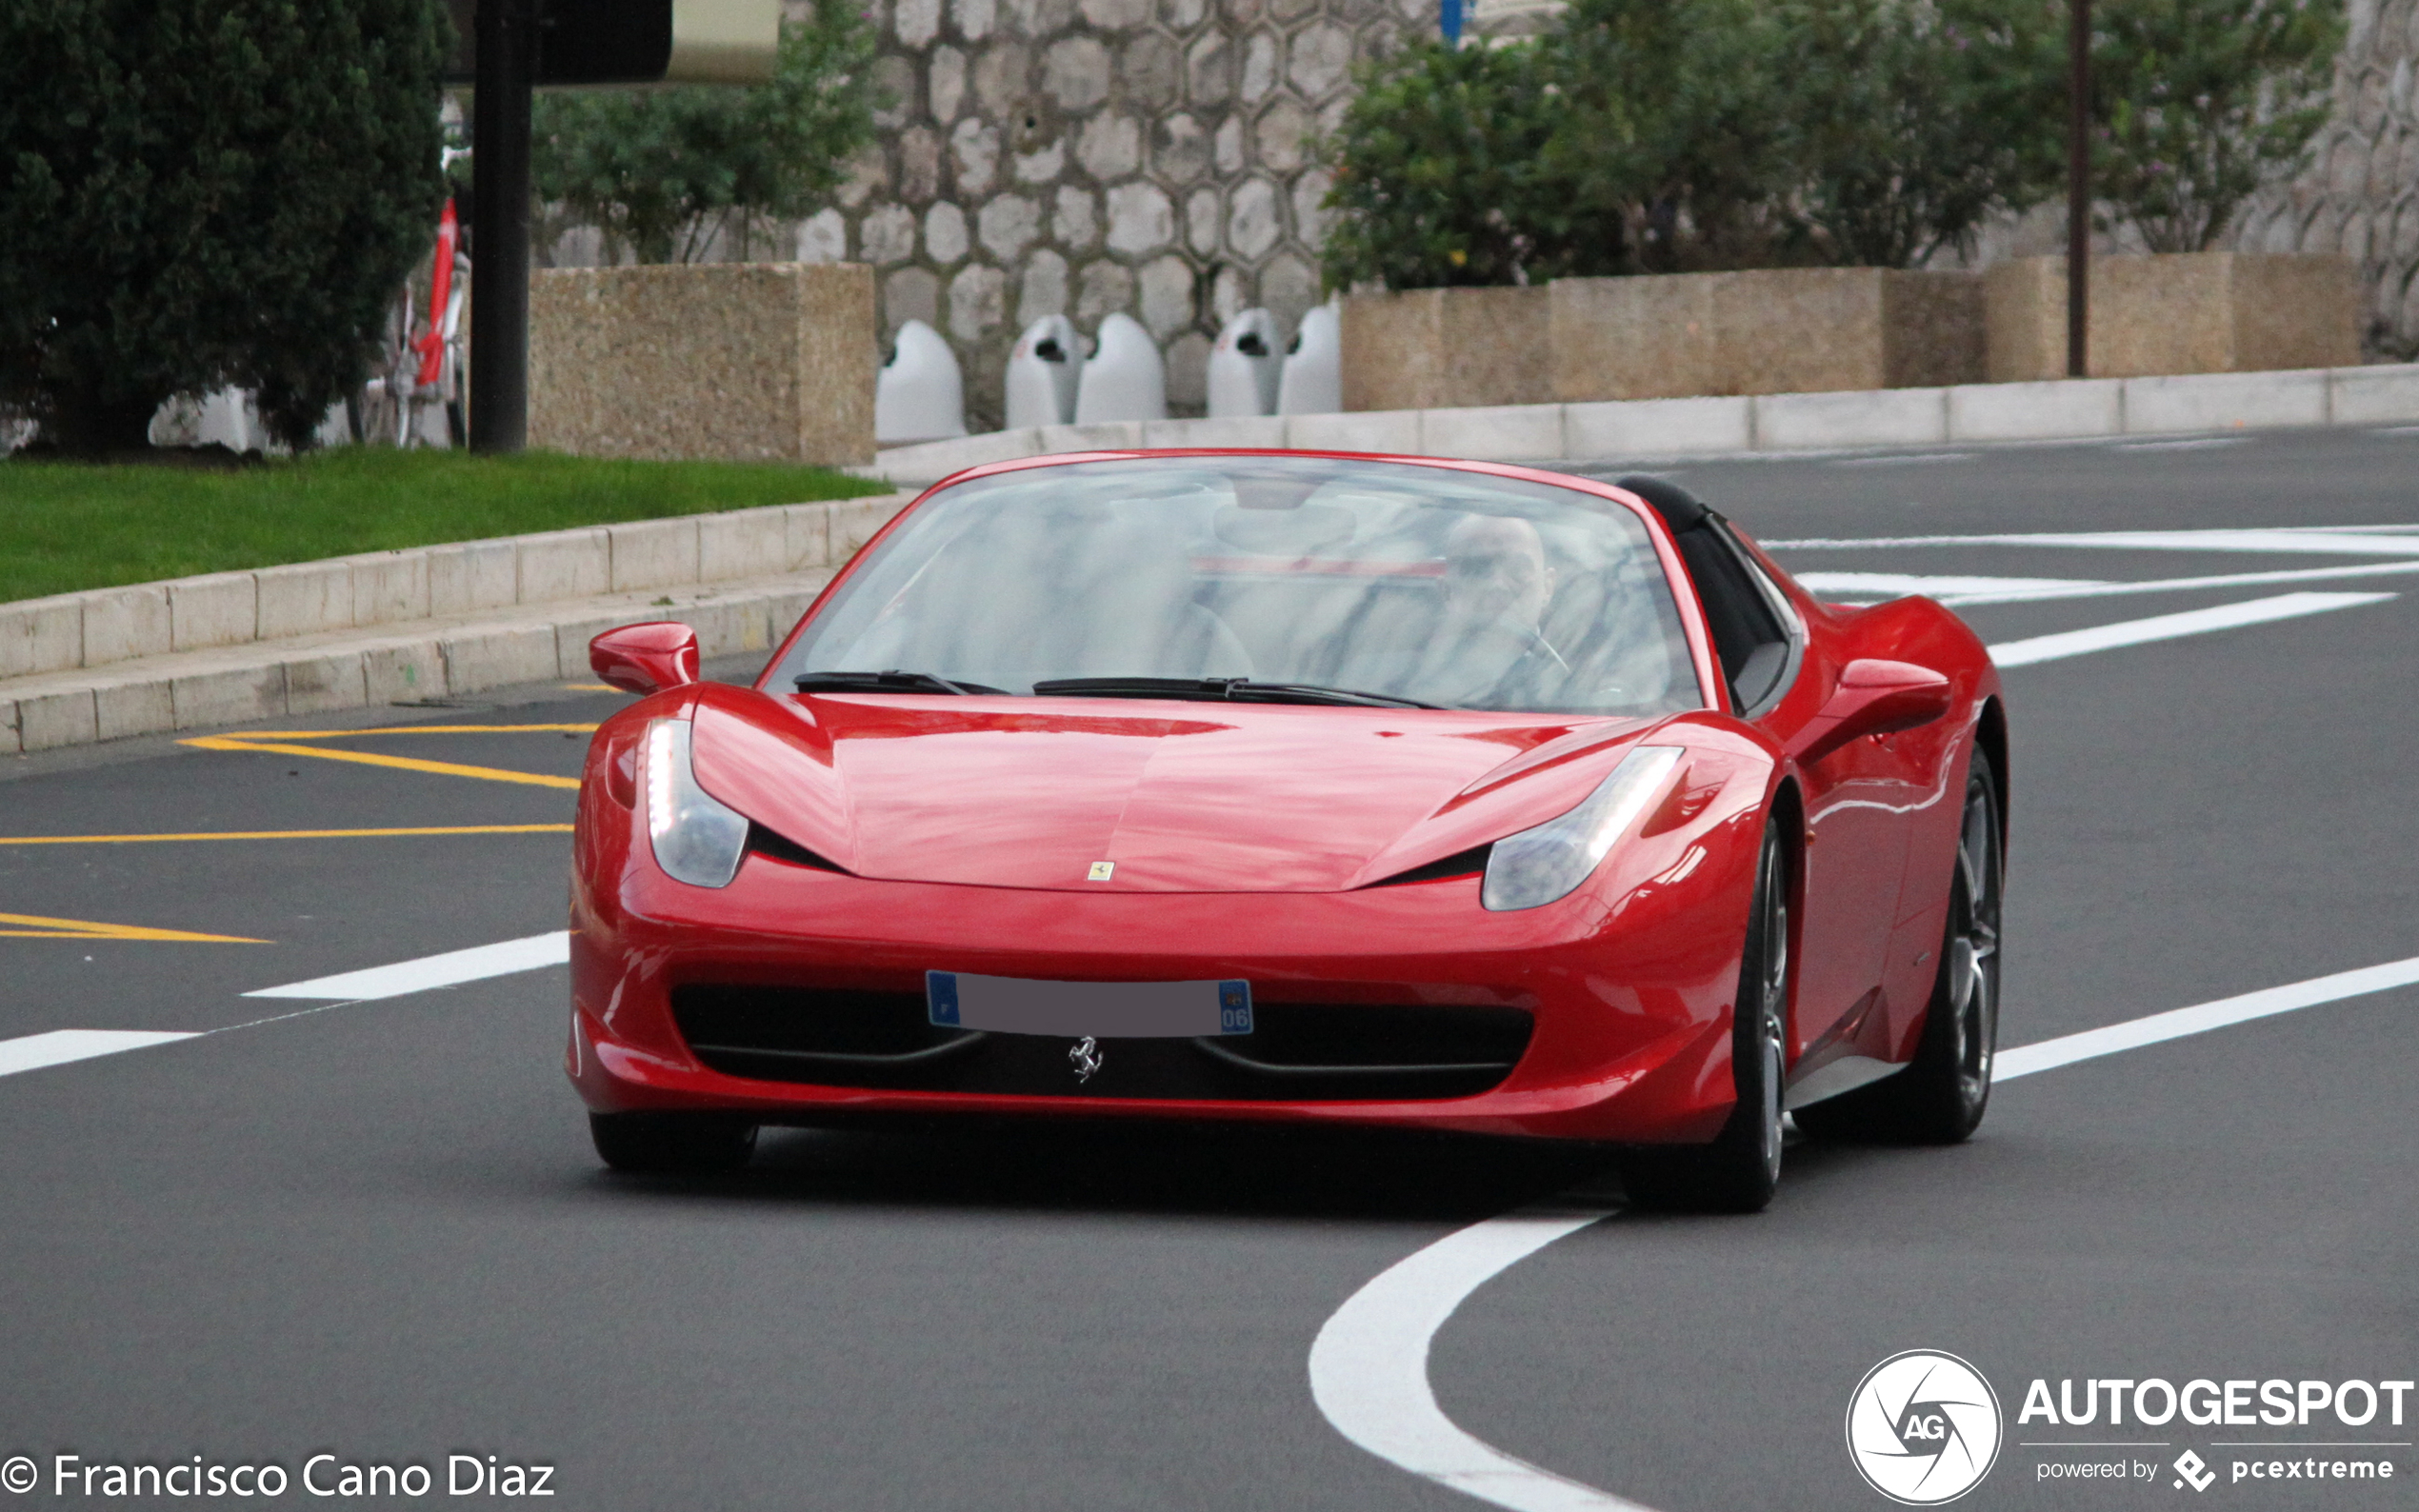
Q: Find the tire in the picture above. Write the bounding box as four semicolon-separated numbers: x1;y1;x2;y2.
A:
589;1111;759;1174
1796;756;2001;1144
1622;818;1789;1214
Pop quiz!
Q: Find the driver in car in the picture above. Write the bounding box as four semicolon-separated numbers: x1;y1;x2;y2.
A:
1339;513;1571;706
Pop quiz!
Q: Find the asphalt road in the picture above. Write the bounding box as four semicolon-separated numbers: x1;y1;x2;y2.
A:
4;427;2414;1511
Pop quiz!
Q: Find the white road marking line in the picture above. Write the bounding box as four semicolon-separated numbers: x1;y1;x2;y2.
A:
1995;955;2419;1081
1311;951;2419;1512
1934;558;2419;606
0;1029;197;1079
1794;571;2108;599
1309;1203;1652;1512
1767;527;2419;556
1986;591;2393;667
242;930;571;1002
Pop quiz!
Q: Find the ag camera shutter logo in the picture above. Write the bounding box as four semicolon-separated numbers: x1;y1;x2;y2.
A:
1846;1349;2005;1504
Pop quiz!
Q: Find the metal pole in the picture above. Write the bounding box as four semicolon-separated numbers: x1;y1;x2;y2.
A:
470;0;534;452
2067;0;2090;378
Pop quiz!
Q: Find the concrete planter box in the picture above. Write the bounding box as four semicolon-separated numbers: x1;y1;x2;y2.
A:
1339;286;1553;412
1985;253;2358;382
1551;268;1986;401
530;262;877;466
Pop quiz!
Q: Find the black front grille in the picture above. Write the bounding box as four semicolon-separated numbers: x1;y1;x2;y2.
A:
671;984;1530;1103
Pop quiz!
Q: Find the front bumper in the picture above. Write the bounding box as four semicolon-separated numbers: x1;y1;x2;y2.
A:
568;814;1761;1144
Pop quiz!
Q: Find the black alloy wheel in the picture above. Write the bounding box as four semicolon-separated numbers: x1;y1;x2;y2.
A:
1622;818;1790;1214
1797;756;2002;1144
589;1111;760;1174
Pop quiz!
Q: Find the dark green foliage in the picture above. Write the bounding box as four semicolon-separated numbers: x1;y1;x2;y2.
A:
1316;41;1597;288
2092;0;2345;251
530;0;883;265
1780;0;2069;269
1318;0;2343;288
0;0;451;453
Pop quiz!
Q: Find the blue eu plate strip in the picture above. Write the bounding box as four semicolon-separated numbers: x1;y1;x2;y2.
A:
927;969;961;1026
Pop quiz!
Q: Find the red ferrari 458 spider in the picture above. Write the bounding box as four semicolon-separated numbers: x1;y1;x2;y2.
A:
567;450;2005;1210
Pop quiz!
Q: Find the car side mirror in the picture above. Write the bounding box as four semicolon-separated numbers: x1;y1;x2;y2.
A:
1789;658;1951;766
589;622;700;696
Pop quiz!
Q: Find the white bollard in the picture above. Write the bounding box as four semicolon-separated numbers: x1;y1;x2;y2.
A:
875;319;968;444
1207;308;1282;418
1276;301;1343;416
1004;315;1082;429
1072;312;1168;425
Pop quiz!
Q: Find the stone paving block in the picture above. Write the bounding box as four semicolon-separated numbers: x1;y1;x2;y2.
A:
254;560;356;640
866;428;1045;485
1036;421;1149;454
2122;369;2329;434
0;695;18;755
171;666;285;729
281;651;369;715
1755;388;1949;450
364;640;447;705
1419;404;1565;462
830;496;910;561
1948;379;2125;443
19;688;98;751
92;676;175;742
517;528;611;604
1563;396;1753;458
609;516;703;592
82;585;171;667
170;572;260;652
2327;363;2419;425
0;594;85;679
699;509;790;582
1282;410;1422;454
441;626;560;692
427;540;522;617
351;551;431;625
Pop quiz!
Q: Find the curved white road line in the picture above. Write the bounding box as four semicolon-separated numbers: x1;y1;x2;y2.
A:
1310;953;2419;1511
1309;1201;1654;1512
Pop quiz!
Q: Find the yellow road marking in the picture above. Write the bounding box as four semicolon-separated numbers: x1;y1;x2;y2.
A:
562;683;623;692
0;910;268;943
226;725;599;738
179;735;581;789
0;825;573;846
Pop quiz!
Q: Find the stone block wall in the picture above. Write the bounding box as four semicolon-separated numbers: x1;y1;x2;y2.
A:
799;0;1423;429
2234;0;2419;355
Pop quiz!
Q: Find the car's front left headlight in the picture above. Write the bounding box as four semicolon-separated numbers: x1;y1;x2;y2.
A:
1481;745;1685;912
644;717;750;887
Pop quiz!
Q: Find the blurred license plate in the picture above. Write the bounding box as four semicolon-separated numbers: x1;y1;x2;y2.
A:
927;972;1252;1038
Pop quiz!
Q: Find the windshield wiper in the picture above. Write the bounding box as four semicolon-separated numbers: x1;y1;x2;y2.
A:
1029;677;1440;709
792;669;1005;696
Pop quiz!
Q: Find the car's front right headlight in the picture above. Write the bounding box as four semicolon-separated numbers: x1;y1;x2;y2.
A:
644;717;750;887
1481;745;1685;912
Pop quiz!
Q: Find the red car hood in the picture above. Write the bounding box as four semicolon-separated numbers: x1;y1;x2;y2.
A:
688;686;1660;894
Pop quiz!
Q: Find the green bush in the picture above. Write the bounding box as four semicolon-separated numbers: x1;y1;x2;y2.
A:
2092;0;2345;252
530;0;884;265
0;0;451;454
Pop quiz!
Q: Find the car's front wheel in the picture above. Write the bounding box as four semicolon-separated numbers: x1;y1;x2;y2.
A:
1621;818;1789;1214
1798;755;2000;1144
589;1112;759;1174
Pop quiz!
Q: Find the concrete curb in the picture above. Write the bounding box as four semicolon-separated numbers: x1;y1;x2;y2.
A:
0;491;910;686
0;491;915;756
856;362;2419;486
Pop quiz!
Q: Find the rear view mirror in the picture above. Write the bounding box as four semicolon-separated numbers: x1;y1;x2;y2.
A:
590;622;700;696
1789;659;1952;766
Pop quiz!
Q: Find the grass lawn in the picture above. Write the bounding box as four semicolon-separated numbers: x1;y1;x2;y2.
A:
0;448;891;604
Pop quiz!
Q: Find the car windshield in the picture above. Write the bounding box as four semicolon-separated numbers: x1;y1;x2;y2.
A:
770;456;1705;717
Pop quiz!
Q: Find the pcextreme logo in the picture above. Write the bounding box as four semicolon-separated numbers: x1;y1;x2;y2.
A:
1847;1349;2006;1505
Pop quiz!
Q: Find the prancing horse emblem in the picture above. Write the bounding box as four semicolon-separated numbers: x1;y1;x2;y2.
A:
1069;1036;1104;1083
